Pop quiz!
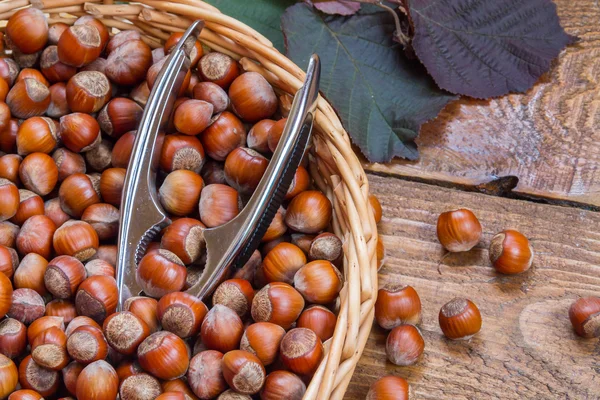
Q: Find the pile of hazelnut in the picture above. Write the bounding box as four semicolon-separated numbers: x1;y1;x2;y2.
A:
367;208;600;399
0;8;390;400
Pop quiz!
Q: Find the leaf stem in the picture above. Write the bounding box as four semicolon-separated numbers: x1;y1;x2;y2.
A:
350;0;410;46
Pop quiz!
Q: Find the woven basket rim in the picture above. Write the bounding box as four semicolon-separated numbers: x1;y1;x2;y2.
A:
0;2;380;398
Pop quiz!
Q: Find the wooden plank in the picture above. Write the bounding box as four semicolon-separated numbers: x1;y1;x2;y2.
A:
363;0;600;208
346;174;600;399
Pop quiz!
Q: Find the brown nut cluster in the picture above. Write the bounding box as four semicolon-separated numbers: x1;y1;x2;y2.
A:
0;11;368;399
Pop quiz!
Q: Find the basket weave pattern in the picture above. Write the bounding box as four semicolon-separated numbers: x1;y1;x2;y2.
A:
0;1;379;398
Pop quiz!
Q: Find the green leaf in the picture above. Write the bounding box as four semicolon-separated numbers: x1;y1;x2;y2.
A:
281;4;456;162
203;0;295;53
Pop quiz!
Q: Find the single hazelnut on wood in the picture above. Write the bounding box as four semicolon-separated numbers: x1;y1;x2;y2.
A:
439;298;482;340
369;194;383;223
375;284;422;329
489;229;534;274
386;324;425;366
436;208;482;252
366;376;410;400
569;296;600;338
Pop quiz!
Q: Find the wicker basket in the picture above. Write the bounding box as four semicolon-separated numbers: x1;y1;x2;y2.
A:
0;1;379;398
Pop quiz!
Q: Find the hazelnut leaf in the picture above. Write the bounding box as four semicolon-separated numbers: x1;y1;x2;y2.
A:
282;3;456;162
409;0;575;98
203;0;296;53
308;0;361;16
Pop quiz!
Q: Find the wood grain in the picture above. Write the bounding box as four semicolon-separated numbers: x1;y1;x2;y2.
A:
346;174;600;399
363;0;600;208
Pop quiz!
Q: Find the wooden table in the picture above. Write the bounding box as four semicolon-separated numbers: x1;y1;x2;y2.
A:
346;1;600;398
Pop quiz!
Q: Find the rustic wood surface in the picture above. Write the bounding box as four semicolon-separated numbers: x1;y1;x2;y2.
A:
363;0;600;209
346;174;600;399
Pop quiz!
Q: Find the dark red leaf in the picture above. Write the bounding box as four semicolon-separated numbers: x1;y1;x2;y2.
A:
310;0;361;16
409;0;574;98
